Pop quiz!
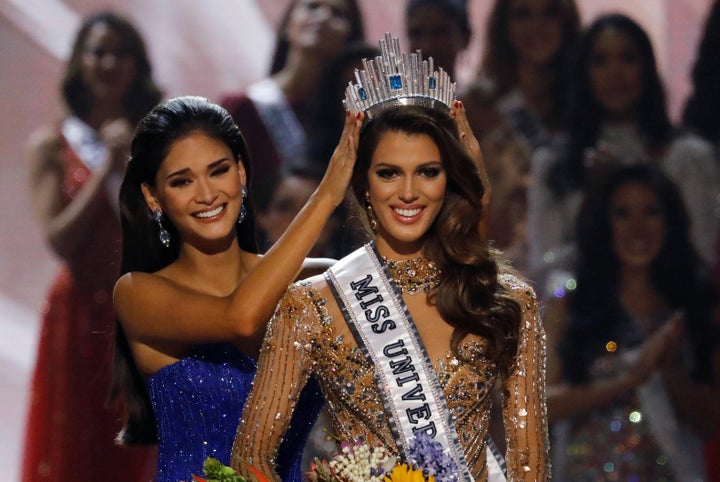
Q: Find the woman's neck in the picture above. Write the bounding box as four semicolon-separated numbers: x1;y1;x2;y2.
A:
618;267;667;321
516;63;554;119
373;236;425;261
171;238;250;296
83;100;126;130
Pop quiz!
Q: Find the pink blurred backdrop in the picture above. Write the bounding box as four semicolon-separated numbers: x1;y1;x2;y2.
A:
0;1;712;479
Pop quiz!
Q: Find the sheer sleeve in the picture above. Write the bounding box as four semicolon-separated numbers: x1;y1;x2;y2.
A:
501;277;550;481
232;283;319;481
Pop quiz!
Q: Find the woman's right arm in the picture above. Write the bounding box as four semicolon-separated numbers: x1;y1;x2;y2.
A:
27;123;126;263
226;112;362;341
115;113;362;357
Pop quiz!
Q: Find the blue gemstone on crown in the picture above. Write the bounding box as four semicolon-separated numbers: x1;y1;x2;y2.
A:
358;87;367;100
428;76;437;90
389;74;403;90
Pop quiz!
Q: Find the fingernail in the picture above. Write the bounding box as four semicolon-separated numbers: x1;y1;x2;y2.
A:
356;112;362;120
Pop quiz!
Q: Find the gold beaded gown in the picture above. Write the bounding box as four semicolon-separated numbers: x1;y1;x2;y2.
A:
234;260;549;481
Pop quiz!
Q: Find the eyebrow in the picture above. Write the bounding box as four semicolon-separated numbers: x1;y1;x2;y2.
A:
373;160;443;168
165;157;232;180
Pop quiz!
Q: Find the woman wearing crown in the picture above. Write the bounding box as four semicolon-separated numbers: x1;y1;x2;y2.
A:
231;35;549;482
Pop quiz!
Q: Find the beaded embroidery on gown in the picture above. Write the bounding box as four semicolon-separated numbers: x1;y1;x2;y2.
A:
148;343;324;482
235;270;550;481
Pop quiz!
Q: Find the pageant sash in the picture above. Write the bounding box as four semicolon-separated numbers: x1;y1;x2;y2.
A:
246;78;307;166
626;349;706;481
327;244;506;481
61;116;122;215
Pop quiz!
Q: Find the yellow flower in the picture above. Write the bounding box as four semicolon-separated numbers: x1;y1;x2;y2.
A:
384;464;434;482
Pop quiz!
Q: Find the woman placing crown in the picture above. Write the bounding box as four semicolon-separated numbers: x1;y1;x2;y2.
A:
232;35;549;481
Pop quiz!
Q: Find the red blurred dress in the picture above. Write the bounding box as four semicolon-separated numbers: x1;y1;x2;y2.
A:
21;130;156;481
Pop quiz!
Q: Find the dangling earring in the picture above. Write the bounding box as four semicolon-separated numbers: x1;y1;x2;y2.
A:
238;185;248;224
153;209;171;248
365;192;377;231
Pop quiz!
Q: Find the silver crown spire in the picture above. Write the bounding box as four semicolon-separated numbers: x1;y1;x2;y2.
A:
343;33;456;119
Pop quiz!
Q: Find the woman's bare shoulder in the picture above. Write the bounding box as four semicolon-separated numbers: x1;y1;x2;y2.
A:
26;126;62;171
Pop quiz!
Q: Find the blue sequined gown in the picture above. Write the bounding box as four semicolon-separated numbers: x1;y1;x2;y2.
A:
147;343;323;482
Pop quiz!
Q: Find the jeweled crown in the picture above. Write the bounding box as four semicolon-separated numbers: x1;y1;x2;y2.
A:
343;33;456;120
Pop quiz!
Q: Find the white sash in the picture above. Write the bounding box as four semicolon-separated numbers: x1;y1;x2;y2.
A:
625;349;706;482
246;78;307;166
61;116;122;215
326;243;507;482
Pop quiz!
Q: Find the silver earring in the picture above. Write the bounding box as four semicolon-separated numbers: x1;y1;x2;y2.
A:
365;192;377;231
238;185;248;224
153;209;171;248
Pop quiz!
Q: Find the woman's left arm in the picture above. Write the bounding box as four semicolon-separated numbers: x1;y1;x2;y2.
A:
231;285;318;480
501;278;550;481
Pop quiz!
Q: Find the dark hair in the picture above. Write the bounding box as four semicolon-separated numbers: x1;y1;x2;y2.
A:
350;106;522;372
405;0;471;37
269;0;365;75
62;11;162;125
111;96;258;444
548;13;674;197
482;0;579;116
561;164;717;383
682;0;720;143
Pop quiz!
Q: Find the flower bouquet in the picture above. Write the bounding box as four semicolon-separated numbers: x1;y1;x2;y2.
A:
305;432;459;482
192;457;268;482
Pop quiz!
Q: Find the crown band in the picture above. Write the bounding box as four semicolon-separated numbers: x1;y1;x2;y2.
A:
343;33;456;119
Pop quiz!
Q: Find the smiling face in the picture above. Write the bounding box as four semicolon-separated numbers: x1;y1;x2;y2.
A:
507;0;564;67
406;3;468;77
366;131;447;258
142;131;246;250
610;181;665;269
80;22;137;103
285;0;352;58
588;26;644;121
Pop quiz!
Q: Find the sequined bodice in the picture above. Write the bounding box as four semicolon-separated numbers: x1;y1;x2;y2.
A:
296;294;500;471
148;343;323;482
236;273;549;481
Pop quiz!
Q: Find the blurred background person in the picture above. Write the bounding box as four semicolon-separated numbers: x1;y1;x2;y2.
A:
466;0;580;144
256;163;343;258
302;41;380;256
529;13;720;297
404;0;471;81
682;2;720;478
220;0;365;212
544;163;718;481
304;41;379;170
461;0;580;272
682;0;720;154
21;11;161;481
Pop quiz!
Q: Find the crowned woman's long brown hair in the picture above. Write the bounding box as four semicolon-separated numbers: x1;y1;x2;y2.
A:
350;106;522;373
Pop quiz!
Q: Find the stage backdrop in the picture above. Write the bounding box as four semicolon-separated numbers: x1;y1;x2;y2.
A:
0;0;712;479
